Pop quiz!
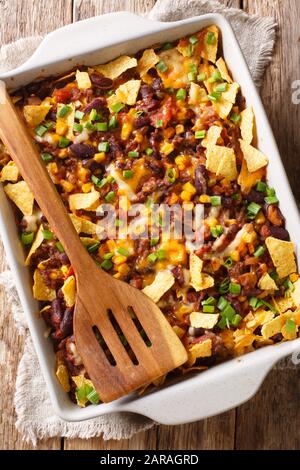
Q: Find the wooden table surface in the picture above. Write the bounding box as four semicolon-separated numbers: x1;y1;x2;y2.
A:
0;0;299;451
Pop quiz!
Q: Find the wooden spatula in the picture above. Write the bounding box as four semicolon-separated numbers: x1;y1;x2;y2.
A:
0;83;188;402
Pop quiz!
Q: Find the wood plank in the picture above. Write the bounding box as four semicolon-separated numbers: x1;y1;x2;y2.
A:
0;0;73;450
236;0;300;450
73;0;156;20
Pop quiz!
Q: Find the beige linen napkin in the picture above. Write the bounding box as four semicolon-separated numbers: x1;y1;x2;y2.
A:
0;0;276;445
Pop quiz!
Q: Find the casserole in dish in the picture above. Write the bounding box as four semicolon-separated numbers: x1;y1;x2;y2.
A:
0;12;299;423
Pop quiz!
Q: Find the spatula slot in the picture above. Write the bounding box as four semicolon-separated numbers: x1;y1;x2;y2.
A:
127;306;152;348
92;325;116;366
107;309;139;365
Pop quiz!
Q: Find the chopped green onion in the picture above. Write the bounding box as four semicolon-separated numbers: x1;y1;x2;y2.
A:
57;105;71;118
186;44;194;57
256;181;267;192
156;119;163;128
86;389;100;404
89;108;98;121
201;296;216;306
215;83;228;92
189;36;198;45
210;196;221;206
206;31;216;45
285;318;296;334
266;187;276;196
85;121;96;131
187;72;196;82
21;232;34;245
128;151;139;158
219;277;230;294
265;195;279;205
76;384;93;402
249;297;264;311
260;299;277;314
247;202;261;219
231;314;242;327
253;245;265;258
87;242;100;254
74;110;84;120
101;259;113;270
229;282;241;295
105;191;115;202
73;123;83;133
42;229;53;240
189;63;198;74
207;92;221;102
147;253;158;263
224;256;233;268
195;130;206;139
218;296;229;311
103;252;114;260
203;305;215;313
117;247;129;257
217;316;227;329
96;122;108;132
210;225;224;238
166;168;177;183
176;88;187;101
157;249;166;261
145;148;154;155
41;152;53;162
108;115;118;129
106;90;114;96
35;125;48;136
111;102;125;114
55;241;64;253
123;170;134;179
44;121;53;130
207;71;222;83
98;141;110;152
222;303;236;321
58;136;71;148
157;61;168;73
230;113;241;124
150;237;159;247
91;175;101;186
197;72;206;82
162;42;173;50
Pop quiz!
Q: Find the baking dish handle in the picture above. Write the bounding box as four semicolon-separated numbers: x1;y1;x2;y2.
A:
1;12;172;77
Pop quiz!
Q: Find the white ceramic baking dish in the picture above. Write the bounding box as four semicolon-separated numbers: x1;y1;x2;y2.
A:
0;12;299;424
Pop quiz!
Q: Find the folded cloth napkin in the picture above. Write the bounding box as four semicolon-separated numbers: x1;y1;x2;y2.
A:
0;0;276;445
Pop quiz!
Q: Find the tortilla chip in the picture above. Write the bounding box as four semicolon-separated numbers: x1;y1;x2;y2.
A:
206;145;234;174
142;270;175;303
33;269;56;301
56;102;75;139
258;272;278;291
75;70;91;90
216;57;233;83
69;214;82;233
23;104;51;127
222;83;239;104
4;181;34;216
291;278;300;307
240;107;254;144
237;158;265;194
265;237;296;279
272;296;295;313
189;252;214;291
56;364;70;392
245;309;274;330
187;339;212;366
216;150;238;181
201;125;222;148
61;275;76;307
94;55;137;80
69;191;99;211
25;224;44;265
107;79;141;111
213;97;234;119
137;48;159;76
190;312;219;329
261;314;286;339
0;161;19;182
188;82;208;107
201;26;219;63
72;375;95;407
281;321;298;340
239;139;268;173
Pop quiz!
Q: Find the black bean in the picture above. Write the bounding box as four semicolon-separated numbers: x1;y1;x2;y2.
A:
268;225;290;240
90;73;113;90
70;143;96;159
246;189;265;204
60;308;74;338
83;97;106;113
195;164;207;195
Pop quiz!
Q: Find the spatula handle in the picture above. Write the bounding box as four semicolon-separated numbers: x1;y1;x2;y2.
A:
0;82;93;271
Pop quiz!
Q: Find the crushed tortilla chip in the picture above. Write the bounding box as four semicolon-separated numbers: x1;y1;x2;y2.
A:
272;295;295;313
25;223;44;265
189;252;214;291
201;125;222;148
216;57;233;83
190;312;219;329
61;275;76;307
237;158;265;194
240;107;254;144
142;270;175;303
69;213;82;233
137;48;159;76
245;309;274;330
4;181;34;216
75;70;91;90
216;149;238;181
69;191;99;211
187;339;212;366
292;278;300;307
213;97;234;119
265;237;296;279
239;139;268;173
56;364;70;392
107;79;141;111
94;55;137;80
56;102;75;139
0;161;19;182
23;104;51;127
72;375;95;407
206;145;234;175
188;82;208;107
201;26;219;63
258;272;278;291
262;310;300;339
33;269;56;301
222;83;239;104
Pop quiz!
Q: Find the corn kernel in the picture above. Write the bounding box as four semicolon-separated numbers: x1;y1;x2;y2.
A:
49;271;58;280
135;131;144;143
78;167;89;182
199;194;211;203
175;155;190;170
94;152;106;163
112;255;127;266
290;273;298;283
61;265;69;276
207;217;218;227
118;263;130;275
121;122;133;140
47;162;58;174
243;230;256;244
182;182;196;195
82;182;93;193
58;149;68;159
106;240;116;252
60;179;74;193
180;190;192;202
231;250;240;262
113;272;121;279
160;141;174;156
51;134;60;143
56;121;68;136
175;124;185;134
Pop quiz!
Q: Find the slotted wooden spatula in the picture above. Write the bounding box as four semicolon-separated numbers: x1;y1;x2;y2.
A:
0;83;188;402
